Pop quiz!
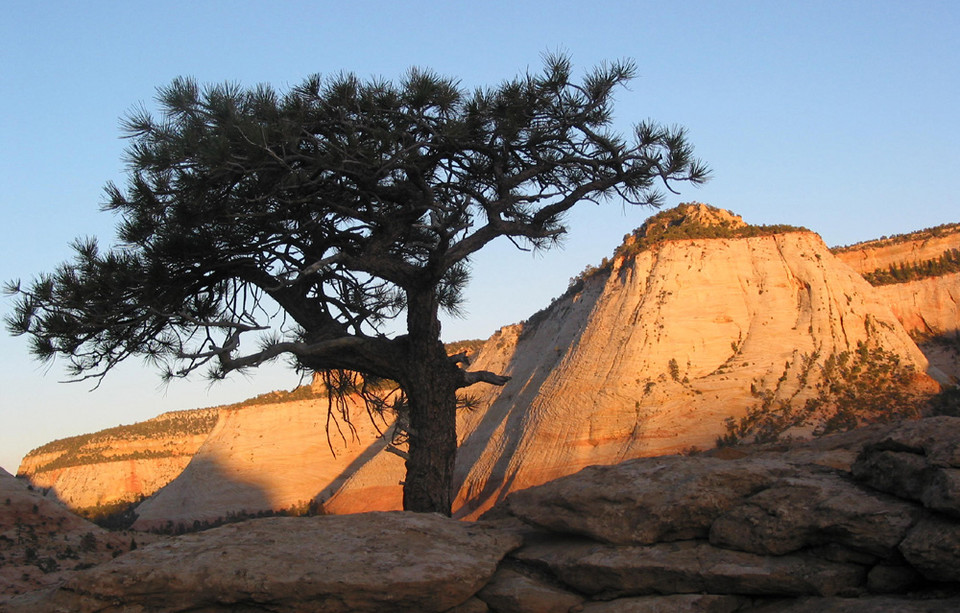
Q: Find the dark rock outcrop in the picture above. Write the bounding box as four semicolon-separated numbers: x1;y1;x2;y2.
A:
10;417;960;612
490;417;960;611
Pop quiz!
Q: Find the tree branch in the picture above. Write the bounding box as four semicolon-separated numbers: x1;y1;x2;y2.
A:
266;253;342;290
459;370;512;388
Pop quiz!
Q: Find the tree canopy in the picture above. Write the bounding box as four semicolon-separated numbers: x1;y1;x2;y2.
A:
6;55;707;514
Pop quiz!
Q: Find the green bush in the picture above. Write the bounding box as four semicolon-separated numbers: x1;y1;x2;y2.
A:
668;358;681;382
862;249;960;286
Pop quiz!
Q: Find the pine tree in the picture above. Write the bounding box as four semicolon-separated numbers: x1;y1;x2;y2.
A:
6;56;706;514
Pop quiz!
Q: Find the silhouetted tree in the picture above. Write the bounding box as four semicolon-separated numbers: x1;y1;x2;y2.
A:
6;55;707;514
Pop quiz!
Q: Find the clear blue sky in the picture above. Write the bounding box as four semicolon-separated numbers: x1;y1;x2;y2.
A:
1;1;958;473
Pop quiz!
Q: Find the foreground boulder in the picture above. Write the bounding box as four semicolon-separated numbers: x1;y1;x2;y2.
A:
9;417;960;612
488;417;960;611
513;538;866;598
8;512;521;612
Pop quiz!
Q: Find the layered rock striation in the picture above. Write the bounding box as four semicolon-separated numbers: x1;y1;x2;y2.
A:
18;409;217;514
833;223;960;276
480;416;960;612
871;273;960;339
445;210;931;517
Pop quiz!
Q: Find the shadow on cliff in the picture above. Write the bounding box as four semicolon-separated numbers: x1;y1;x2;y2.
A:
919;331;960;384
9;469;152;532
452;281;601;518
1;470;76;525
312;424;402;511
130;453;274;532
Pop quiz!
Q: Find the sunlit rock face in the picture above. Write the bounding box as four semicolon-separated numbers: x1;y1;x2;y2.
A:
131;397;400;529
833;229;959;276
873;273;960;339
833;226;960;381
20;205;946;527
17;410;216;511
329;206;934;518
448;227;930;518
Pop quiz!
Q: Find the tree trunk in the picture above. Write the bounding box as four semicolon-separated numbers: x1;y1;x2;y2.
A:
402;353;459;514
402;289;459;515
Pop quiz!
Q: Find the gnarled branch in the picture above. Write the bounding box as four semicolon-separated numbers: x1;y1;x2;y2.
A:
459;370;512;388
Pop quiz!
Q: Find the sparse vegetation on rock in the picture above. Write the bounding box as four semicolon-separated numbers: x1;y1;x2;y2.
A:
0;468;160;602
615;202;809;258
719;343;935;446
831;222;960;253
525;203;811;333
24;409;219;472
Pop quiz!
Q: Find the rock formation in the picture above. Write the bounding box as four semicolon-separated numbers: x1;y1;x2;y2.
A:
443;206;932;517
481;416;960;611
131;394;398;529
870;273;960;339
873;274;960;382
833;224;960;381
18;204;951;527
17;409;216;514
8;512;520;613
0;467;159;603
316;206;939;520
7;417;960;612
833;224;960;276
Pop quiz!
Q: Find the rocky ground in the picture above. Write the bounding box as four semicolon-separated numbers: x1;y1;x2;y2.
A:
0;468;162;602
2;416;960;612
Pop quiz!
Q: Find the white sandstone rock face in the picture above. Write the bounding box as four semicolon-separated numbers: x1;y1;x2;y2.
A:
872;272;960;338
132;397;400;529
833;227;960;381
129;228;933;525
872;272;960;381
17;409;216;511
20;455;194;509
20;207;950;527
448;231;930;517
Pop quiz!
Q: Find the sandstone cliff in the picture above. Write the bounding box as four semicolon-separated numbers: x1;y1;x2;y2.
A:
21;204;951;527
834;225;960;381
254;205;936;520
17;409;217;515
445;221;931;517
833;223;960;275
131;395;398;529
871;272;960;338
